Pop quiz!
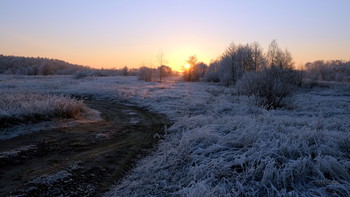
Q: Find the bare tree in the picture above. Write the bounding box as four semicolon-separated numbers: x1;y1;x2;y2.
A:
204;60;220;82
184;55;198;82
122;66;128;76
250;42;266;71
158;65;172;81
266;40;279;68
138;66;153;82
217;43;257;85
266;40;294;69
157;49;165;82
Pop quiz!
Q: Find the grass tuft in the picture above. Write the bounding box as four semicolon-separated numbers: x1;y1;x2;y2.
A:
0;93;87;128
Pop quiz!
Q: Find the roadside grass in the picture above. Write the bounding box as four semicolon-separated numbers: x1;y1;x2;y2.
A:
0;93;87;128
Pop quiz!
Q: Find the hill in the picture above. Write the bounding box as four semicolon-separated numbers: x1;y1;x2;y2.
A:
0;55;89;75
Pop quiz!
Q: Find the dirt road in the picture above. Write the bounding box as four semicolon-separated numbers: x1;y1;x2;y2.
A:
0;99;170;196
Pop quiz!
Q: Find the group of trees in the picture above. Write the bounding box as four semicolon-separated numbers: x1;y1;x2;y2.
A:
135;40;298;109
184;40;350;85
0;55;140;78
303;60;350;82
183;55;208;82
138;65;173;82
0;55;89;75
0;53;177;81
202;40;294;85
73;67;139;79
182;40;349;109
138;50;175;82
183;40;299;109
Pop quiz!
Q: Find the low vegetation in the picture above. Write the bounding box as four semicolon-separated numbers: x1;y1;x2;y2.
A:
0;73;349;196
0;93;87;127
237;67;298;109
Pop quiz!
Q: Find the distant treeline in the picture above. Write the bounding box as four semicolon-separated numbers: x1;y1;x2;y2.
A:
0;55;90;75
0;55;140;77
304;60;350;82
179;40;350;84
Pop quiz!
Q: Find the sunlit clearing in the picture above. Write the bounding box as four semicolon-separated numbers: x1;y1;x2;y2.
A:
185;64;190;69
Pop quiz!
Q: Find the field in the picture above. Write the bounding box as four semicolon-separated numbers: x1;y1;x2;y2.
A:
1;75;350;196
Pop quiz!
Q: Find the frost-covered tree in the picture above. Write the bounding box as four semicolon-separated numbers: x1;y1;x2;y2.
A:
138;66;154;82
192;62;208;81
204;60;220;82
250;42;266;71
158;65;172;82
183;55;208;82
215;43;259;85
266;40;294;69
304;60;350;82
122;66;128;76
0;54;88;75
184;55;197;82
39;63;53;75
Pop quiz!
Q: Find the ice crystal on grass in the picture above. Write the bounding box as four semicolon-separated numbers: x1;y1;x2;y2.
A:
0;93;87;127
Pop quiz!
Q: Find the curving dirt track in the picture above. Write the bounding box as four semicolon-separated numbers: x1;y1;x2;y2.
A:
0;99;170;196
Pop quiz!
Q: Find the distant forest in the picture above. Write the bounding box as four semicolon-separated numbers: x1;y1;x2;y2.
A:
304;60;350;82
0;54;140;77
0;55;91;75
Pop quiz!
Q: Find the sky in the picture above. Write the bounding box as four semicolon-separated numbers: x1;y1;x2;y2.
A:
1;0;350;71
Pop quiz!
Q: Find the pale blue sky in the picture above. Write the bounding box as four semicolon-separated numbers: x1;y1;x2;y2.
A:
1;0;349;70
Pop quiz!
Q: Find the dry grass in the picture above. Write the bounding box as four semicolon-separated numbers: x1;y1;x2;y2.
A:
0;93;87;127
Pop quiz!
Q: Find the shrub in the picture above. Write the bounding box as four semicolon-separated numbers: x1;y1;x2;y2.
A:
73;70;89;79
138;67;154;82
237;67;298;109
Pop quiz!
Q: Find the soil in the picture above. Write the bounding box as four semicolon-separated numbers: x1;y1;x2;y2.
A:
0;99;170;196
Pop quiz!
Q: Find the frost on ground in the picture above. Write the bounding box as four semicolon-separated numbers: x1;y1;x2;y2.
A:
1;75;349;196
0;93;87;127
104;79;350;196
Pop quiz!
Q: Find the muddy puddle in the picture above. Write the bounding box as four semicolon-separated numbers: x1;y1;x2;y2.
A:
0;99;170;196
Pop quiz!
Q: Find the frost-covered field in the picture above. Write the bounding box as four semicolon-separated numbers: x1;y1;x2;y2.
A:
1;75;349;196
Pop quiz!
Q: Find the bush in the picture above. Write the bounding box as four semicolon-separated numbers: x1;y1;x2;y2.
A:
138;67;154;82
73;70;90;79
237;67;298;109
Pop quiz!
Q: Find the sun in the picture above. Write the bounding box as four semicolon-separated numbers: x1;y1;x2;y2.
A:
184;64;190;69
